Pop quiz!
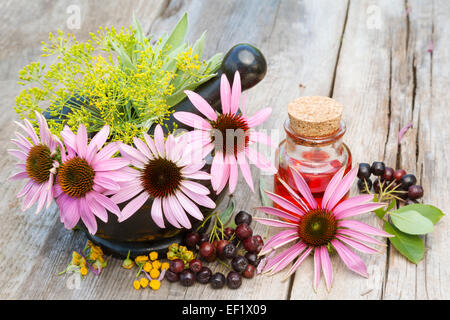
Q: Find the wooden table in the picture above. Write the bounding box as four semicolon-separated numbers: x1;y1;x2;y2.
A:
0;0;448;300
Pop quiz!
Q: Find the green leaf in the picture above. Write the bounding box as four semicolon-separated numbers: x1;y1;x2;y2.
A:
384;221;425;264
259;176;272;207
390;208;434;235
375;198;396;219
166;73;217;107
206;52;223;73
394;204;444;225
132;13;146;44
164;13;188;53
192;32;206;58
218;200;235;226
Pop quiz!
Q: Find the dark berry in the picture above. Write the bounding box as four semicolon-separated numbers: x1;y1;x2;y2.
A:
371;161;386;176
184;231;200;248
164;270;179;282
243;235;263;253
400;174;417;190
245;252;260;267
189;259;203;273
227;271;242;289
357;163;371;180
196;267;212;284
242;264;256;279
179;269;196;287
408;185;424;199
170;259;185;274
224;227;235;240
205;251;217;262
214;239;229;258
394;169;407;181
373;178;381;193
357;178;372;193
199;242;215;259
210;272;226;289
231;256;249;273
198;233;209;244
223;243;237;259
235;211;252;225
235;223;253;240
382;167;395;181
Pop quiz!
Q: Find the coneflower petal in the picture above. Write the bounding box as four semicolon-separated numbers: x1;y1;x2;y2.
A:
151;197;165;228
230;71;241;114
175;190;204;221
246;108;272;128
289;165;317;209
326;167;358;211
237;152;254;192
332;194;375;216
337;229;386;246
162;197;181;228
338;220;393;237
332;239;368;277
259;229;299;255
173;111;212;130
335;235;379;254
228;154;239;194
334;202;386;220
154;125;165;157
263;191;305;217
168;195;191;229
255;206;301;223
119;192;149;222
185;90;217;121
133;137;153;160
220;74;232;114
264;242;306;273
321;167;345;209
283;247;313;280
319;246;333;291
253;217;298;228
313;249;321;291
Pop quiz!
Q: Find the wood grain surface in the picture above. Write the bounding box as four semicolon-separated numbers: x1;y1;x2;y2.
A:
0;0;448;300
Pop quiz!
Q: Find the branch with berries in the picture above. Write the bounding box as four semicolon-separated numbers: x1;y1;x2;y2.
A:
357;162;444;264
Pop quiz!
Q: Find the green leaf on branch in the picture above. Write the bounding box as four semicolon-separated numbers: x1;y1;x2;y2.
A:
375;198;396;219
394;204;444;225
218;199;235;226
164;13;188;53
389;207;434;235
384;221;425;264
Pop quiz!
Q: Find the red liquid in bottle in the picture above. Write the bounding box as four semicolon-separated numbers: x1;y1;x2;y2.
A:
274;148;352;211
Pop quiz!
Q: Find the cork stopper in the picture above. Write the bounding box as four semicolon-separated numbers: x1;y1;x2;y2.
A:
287;96;343;137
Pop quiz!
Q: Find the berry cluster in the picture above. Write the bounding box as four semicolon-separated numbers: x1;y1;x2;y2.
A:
357;162;424;202
165;211;264;289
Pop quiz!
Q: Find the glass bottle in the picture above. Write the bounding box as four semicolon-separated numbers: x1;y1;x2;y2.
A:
274;96;352;209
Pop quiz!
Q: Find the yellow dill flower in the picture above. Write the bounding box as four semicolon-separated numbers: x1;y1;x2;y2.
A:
149;280;161;291
150;268;160;279
139;277;149;288
80;266;88;276
135;255;149;264
152;260;161;270
133;280;141;290
161;262;170;271
149;251;158;261
143;262;152;273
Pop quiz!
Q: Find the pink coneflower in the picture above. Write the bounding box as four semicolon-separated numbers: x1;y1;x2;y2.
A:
173;71;275;194
54;124;129;234
9;112;61;214
111;124;215;229
255;165;392;291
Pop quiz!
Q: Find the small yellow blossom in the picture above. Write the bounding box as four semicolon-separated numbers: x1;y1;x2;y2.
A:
150;268;160;279
152;260;161;270
135;255;149;264
161;262;170;271
133;280;141;290
143;262;152;273
80;267;88;276
139;277;149;288
149;251;158;261
149;280;161;290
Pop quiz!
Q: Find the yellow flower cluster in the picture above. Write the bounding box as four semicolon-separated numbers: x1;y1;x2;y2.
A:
166;243;194;264
123;251;170;291
14;20;219;145
59;241;106;278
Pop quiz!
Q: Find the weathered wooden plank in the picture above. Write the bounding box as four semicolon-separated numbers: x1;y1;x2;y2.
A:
382;0;450;300
291;0;399;299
